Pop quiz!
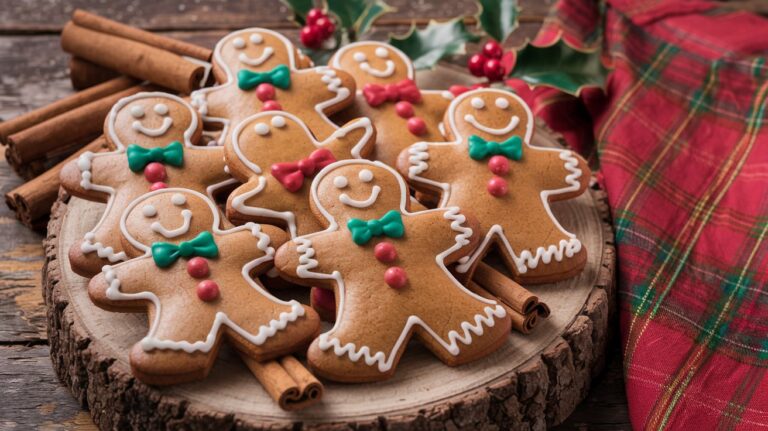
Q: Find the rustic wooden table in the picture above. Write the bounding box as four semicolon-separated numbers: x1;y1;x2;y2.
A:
0;1;630;429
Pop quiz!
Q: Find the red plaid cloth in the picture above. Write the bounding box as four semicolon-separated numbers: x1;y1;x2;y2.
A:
510;1;768;429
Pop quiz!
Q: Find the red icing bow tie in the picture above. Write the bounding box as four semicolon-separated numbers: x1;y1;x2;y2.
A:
362;79;422;107
271;149;336;192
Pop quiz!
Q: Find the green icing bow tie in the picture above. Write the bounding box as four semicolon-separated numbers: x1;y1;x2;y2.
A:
467;134;523;161
126;141;184;172
237;64;291;91
347;210;405;246
151;231;219;268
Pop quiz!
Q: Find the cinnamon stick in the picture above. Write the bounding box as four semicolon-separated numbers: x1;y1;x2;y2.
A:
240;354;323;411
474;262;538;314
72;9;212;61
467;281;539;334
61;22;205;94
6;136;108;228
0;76;136;145
70;57;120;90
6;84;145;170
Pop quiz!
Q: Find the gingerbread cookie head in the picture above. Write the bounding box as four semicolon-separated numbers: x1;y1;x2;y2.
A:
120;188;222;256
312;159;408;226
446;89;533;144
330;41;413;87
106;92;202;150
214;28;305;76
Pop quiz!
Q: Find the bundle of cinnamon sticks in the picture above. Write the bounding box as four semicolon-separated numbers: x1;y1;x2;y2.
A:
470;263;551;335
2;9;215;229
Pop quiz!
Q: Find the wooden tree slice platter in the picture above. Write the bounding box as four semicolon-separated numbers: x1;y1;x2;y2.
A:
42;67;616;430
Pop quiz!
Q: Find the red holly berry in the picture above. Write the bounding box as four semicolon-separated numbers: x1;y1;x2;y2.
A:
394;101;414;118
311;287;335;313
143;162;166;183
483;58;506;82
468;53;487;77
300;25;322;49
255;83;276;101
196;280;220;302
315;17;335;39
482;40;504;59
374;242;398;263
261;100;282;111
384;267;408;289
306;8;325;26
487;176;509;197
186;257;210;279
488;155;510;176
407;117;427;136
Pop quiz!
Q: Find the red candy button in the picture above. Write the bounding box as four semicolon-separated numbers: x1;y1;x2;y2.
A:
196;280;220;301
395;101;414;119
384;267;408;289
150;181;168;191
144;162;166;183
487;175;508;197
407;117;426;136
488;155;510;176
186;257;210;278
374;242;397;263
261;100;282;111
256;83;276;101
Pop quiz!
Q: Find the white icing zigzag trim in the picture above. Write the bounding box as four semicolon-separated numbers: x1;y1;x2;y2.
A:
318;305;505;372
291;159;506;372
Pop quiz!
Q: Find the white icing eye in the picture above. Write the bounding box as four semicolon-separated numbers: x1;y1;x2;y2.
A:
271;115;286;128
375;47;389;58
471;97;485;109
358;169;374;182
495;97;510;109
171;193;187;206
250;33;263;44
130;105;145;118
232;37;246;49
353;52;366;63
254;123;270;135
333;175;348;189
153;103;169;116
142;204;157;217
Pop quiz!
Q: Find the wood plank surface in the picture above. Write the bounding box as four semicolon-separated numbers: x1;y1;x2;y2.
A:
0;0;628;428
0;0;555;33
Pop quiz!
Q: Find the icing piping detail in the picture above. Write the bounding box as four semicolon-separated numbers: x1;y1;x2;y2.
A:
151;209;193;238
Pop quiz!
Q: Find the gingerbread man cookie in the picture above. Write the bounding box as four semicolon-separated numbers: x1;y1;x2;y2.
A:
88;188;320;385
275;160;510;382
225;111;375;237
329;41;454;166
397;89;591;284
60;92;234;277
190;28;357;146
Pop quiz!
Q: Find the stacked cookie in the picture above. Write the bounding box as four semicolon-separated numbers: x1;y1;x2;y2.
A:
61;28;590;410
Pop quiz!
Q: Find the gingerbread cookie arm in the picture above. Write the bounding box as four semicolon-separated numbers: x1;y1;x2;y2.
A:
405;208;481;264
59;150;128;202
396;141;463;201
274;233;339;287
320;117;376;159
88;257;156;312
535;147;591;201
184;147;235;198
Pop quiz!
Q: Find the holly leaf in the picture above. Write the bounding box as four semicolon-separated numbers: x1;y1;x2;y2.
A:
281;0;314;25
476;0;519;42
389;18;481;70
327;0;394;36
509;39;608;96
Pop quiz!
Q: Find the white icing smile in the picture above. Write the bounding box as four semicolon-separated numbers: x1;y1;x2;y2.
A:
239;48;274;66
463;114;520;136
132;117;173;137
359;60;395;78
339;185;381;208
151;209;193;238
